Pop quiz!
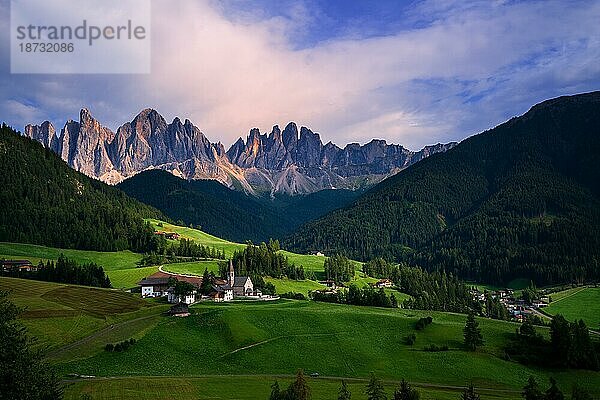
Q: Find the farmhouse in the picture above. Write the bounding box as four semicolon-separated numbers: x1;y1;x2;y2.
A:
319;280;337;289
374;279;393;288
168;302;190;317
154;231;181;240
137;271;173;298
1;259;37;273
138;271;202;304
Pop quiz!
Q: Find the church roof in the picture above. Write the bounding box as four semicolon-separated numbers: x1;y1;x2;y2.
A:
233;276;250;287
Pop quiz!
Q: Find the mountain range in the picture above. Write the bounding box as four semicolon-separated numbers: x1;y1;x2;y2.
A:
24;109;455;195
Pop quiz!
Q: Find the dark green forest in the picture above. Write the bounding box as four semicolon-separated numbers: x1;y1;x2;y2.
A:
117;169;359;243
0;124;164;252
285;92;600;286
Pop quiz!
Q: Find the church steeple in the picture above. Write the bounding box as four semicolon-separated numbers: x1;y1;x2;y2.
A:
228;259;235;285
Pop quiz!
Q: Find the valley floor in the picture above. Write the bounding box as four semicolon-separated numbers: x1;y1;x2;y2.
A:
2;277;598;400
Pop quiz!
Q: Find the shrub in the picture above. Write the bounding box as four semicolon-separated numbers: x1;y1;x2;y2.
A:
104;343;114;352
423;344;448;352
415;316;433;330
404;333;417;345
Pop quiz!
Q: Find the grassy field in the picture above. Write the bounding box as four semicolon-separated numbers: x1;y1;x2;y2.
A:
545;287;600;328
63;375;522;400
265;277;325;296
0;242;142;270
162;260;222;275
0;242;147;289
1;276;597;399
148;219;334;277
56;300;600;397
0;277;165;351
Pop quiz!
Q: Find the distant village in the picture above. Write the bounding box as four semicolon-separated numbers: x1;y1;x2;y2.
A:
0;257;565;322
469;287;550;322
137;260;278;315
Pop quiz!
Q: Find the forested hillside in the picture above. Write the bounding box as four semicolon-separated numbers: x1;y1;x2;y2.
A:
118;169;359;242
285;92;600;285
0;124;164;252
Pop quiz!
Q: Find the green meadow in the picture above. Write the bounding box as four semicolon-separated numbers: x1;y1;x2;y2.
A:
1;277;598;400
55;300;600;397
0;242;142;270
0;242;146;288
0;277;167;351
545;287;600;328
162;260;222;275
63;375;519;400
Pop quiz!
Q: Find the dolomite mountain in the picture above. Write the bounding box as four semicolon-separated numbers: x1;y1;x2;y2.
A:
24;108;456;196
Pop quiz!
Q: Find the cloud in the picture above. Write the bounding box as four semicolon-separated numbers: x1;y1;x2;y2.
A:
0;0;599;150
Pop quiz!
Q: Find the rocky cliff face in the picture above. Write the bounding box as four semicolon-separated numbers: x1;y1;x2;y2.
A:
24;109;456;195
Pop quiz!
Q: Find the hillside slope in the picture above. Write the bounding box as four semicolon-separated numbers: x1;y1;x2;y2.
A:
118;169;360;242
285;92;600;285
0;124;164;252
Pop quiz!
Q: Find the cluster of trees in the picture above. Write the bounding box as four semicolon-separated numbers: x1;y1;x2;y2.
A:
285;95;600;287
104;338;136;352
507;316;599;370
481;292;509;320
310;284;398;308
229;241;305;280
0;291;63;399
415;316;433;330
165;238;226;259
139;239;226;267
268;371;423;400
522;376;593;400
2;255;112;288
324;255;354;284
269;372;593;400
358;258;477;314
0;124;164;253
392;265;474;313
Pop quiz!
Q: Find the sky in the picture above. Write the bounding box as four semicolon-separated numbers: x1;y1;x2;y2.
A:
1;0;599;150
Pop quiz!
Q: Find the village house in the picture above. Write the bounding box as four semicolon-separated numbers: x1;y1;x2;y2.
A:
137;271;202;304
374;279;393;288
137;271;174;298
168;302;190;317
1;259;37;273
154;231;181;240
319;280;337;289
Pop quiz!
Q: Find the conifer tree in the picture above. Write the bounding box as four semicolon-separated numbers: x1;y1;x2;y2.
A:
460;384;480;400
463;311;484;351
286;369;311;400
393;379;419;400
522;376;543;400
338;380;352;400
544;378;564;400
365;373;387;400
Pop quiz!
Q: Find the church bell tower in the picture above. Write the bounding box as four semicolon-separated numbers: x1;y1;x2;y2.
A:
228;259;235;285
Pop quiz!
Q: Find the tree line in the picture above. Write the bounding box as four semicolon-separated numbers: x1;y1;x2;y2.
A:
228;240;306;280
139;238;226;266
507;316;599;371
310;284;398;308
267;370;593;400
1;255;111;288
